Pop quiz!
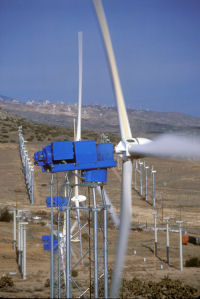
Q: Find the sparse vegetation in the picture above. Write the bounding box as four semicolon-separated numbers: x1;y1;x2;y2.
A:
0;275;14;289
35;210;47;216
120;276;197;298
185;257;200;267
72;270;78;277
95;272;197;298
40;221;46;226
27;135;34;142
34;286;44;292
14;188;23;193
82;233;89;241
0;106;120;144
0;207;12;222
44;278;50;288
2;134;8;138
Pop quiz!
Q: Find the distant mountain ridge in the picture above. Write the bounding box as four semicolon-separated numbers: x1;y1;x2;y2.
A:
0;95;200;137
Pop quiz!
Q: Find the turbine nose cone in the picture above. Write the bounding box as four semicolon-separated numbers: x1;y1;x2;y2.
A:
135;137;152;145
128;138;152;158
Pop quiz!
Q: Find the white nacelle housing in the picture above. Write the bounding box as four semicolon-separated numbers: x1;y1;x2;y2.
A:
115;137;152;159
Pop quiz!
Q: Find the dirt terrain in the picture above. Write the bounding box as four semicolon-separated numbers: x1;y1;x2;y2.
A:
0;140;200;298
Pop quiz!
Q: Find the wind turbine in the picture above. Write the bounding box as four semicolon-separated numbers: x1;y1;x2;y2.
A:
74;32;120;230
63;32;86;260
60;31;119;274
49;32;85;286
93;0;200;297
71;32;87;263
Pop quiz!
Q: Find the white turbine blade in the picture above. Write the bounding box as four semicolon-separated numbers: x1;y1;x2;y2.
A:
74;31;83;199
93;1;134;297
60;244;66;283
71;189;84;260
76;31;83;142
62;184;67;236
70;221;77;234
73;32;83;257
129;134;200;160
110;159;133;297
93;0;132;141
96;186;120;228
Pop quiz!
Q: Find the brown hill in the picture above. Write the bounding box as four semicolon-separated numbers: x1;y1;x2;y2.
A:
1;97;200;137
0;107;118;145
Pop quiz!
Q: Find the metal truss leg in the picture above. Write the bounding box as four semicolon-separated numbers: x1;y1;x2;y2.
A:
23;225;26;280
50;174;54;299
101;187;108;298
13;206;16;251
66;207;72;298
57;212;61;298
92;187;98;299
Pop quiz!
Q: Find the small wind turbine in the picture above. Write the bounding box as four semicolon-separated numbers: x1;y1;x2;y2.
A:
63;32;86;259
93;0;200;297
75;32;120;229
71;31;86;207
71;32;86;258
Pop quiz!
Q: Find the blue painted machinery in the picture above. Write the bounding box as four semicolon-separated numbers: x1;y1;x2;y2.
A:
42;235;58;252
34;140;117;182
46;196;68;208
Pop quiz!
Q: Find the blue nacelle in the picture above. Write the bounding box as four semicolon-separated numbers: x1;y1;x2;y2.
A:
42;235;57;243
42;235;58;252
34;140;117;182
82;169;107;182
34;151;45;166
43;244;58;252
46;196;68;208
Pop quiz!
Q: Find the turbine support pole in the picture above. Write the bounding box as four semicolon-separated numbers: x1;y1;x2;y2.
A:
92;187;99;298
101;186;108;298
152;170;156;207
31;167;34;204
164;217;170;265
50;174;54;299
57;211;61;298
66;205;72;298
20;223;23;272
13;205;17;251
152;212;158;257
139;161;143;196
17;218;21;262
22;223;28;280
19;222;23;271
176;220;183;271
145;166;149;201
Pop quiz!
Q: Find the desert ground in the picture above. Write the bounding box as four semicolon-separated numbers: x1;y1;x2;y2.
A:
0;141;200;298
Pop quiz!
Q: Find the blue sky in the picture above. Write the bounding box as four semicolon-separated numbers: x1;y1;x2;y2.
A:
0;0;200;117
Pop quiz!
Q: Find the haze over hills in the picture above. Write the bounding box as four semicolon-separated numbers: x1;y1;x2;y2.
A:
0;95;200;137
